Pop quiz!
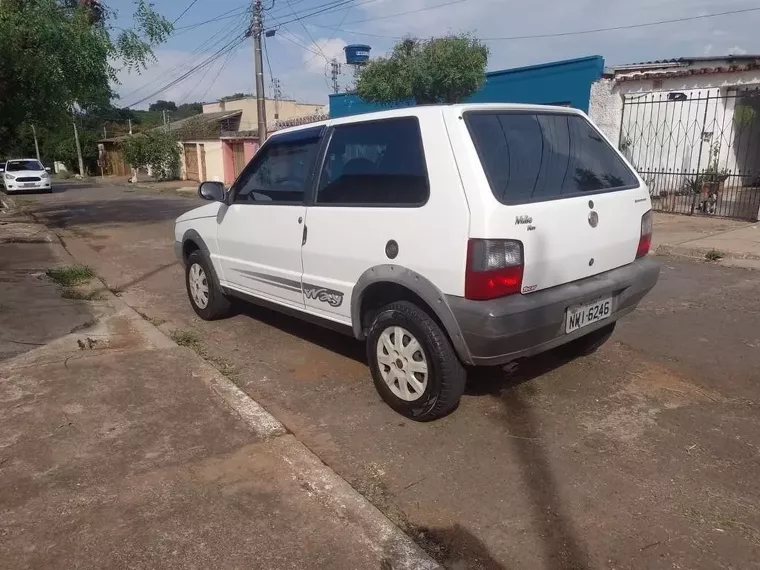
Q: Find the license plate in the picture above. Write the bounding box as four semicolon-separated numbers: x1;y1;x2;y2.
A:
565;297;612;333
22;183;36;188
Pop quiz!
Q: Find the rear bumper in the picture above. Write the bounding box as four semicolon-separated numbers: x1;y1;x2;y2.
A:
447;257;660;366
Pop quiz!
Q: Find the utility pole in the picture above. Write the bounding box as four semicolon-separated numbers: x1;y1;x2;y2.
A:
330;59;341;94
31;124;41;163
103;125;107;139
252;0;267;141
271;78;282;120
128;118;133;135
71;106;85;178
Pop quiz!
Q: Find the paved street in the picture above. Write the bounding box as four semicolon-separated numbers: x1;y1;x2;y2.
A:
11;182;760;569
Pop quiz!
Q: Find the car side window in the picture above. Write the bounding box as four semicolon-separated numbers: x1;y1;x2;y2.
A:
233;132;321;204
316;117;429;206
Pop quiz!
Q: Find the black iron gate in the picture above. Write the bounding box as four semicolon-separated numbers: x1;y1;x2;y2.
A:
620;87;760;221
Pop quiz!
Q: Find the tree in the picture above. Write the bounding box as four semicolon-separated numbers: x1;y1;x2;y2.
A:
121;131;180;180
356;34;489;105
149;100;178;112
0;0;171;155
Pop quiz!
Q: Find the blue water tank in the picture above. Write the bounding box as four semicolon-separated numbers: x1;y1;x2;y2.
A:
344;44;371;65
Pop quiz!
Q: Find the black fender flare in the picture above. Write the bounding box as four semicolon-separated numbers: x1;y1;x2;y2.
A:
350;265;473;365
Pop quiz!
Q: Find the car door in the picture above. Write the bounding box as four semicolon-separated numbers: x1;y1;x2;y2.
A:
216;126;324;309
300;115;466;325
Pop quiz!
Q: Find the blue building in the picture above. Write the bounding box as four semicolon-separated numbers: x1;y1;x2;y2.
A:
329;55;605;118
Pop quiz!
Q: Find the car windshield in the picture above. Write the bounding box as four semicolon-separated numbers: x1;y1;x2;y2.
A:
6;160;43;172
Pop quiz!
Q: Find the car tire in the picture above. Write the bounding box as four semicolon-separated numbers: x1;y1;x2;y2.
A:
561;322;616;358
366;301;466;421
185;250;232;320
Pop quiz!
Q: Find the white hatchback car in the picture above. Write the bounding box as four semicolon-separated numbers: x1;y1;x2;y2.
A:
174;104;659;421
2;159;52;193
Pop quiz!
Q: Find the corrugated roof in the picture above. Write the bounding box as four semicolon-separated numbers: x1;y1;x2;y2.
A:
615;62;760;82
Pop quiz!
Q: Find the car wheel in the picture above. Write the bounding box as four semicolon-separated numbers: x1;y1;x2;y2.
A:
185;250;232;320
366;301;466;421
561;322;616;358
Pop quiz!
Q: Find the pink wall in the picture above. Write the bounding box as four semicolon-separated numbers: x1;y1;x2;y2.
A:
222;139;260;185
243;140;259;161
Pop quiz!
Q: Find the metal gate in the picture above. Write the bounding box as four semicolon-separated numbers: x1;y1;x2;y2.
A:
620;87;760;221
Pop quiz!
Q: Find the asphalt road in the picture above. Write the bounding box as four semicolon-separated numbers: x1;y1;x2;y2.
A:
13;182;760;569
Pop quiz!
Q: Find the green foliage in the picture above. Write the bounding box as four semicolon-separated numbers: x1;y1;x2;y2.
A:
0;0;171;154
705;249;725;261
46;265;95;286
357;34;489;105
149;100;178;112
57;130;99;173
220;93;250;101
174;117;221;141
121;130;180;180
734;105;756;127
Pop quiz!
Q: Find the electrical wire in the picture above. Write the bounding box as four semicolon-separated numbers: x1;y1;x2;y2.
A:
311;6;760;41
264;35;275;82
173;5;250;33
172;0;202;25
122;35;248;108
283;0;330;61
118;21;249;101
339;0;468;25
199;43;244;101
302;2;354;67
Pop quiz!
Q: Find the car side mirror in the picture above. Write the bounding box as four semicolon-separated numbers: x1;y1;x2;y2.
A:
198;181;225;202
45;167;51;172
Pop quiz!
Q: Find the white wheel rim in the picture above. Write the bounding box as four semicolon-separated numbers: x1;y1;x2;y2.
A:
188;263;210;309
376;326;428;402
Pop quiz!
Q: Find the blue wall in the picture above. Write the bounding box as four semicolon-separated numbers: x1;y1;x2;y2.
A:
329;55;604;118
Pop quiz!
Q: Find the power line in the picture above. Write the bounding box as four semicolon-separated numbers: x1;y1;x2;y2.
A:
173;5;250;33
283;0;330;61
118;22;249;101
268;0;359;29
302;3;354;66
122;36;247;108
264;35;275;81
312;6;760;41
340;0;468;25
199;43;244;101
172;0;203;25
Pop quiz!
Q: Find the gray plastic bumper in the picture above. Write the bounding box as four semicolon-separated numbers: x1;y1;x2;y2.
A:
447;257;660;366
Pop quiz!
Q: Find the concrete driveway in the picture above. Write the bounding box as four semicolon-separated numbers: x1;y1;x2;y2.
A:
12;182;760;569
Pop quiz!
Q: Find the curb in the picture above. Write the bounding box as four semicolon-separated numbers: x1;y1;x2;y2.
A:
19;201;443;570
656;243;760;269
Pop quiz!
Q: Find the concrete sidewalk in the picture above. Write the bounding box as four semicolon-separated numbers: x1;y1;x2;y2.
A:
0;203;438;570
653;213;760;268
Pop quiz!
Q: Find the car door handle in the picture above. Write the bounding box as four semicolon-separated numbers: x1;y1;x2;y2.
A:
298;216;303;224
302;225;308;246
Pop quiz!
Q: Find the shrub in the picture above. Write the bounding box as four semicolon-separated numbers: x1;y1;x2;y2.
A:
121;130;180;180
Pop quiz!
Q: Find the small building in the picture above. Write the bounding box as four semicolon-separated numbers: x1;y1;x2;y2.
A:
589;55;760;221
328;55;606;117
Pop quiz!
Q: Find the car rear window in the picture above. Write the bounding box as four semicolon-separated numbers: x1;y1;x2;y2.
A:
464;111;638;204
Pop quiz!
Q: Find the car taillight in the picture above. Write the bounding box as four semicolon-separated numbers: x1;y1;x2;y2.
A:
465;239;524;300
637;210;653;258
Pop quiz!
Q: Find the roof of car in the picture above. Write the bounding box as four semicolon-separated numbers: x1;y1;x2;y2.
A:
6;158;41;162
271;103;583;137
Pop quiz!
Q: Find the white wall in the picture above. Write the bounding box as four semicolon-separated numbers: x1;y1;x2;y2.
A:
589;69;760;195
588;79;623;147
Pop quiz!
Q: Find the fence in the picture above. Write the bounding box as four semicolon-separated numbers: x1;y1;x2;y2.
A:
620;88;760;221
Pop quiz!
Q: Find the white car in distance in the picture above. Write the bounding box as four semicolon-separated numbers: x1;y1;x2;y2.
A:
2;159;53;193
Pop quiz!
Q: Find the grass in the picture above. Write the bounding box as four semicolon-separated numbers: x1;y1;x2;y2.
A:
705;249;725;261
61;288;106;301
169;329;202;349
169;328;238;380
46;265;94;287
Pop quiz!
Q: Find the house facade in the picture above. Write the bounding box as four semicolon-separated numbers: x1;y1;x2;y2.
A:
589;56;760;221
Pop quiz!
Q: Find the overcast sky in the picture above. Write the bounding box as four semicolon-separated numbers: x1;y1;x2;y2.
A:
111;0;759;109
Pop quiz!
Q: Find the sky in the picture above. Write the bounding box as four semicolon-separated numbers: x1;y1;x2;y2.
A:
111;0;760;110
